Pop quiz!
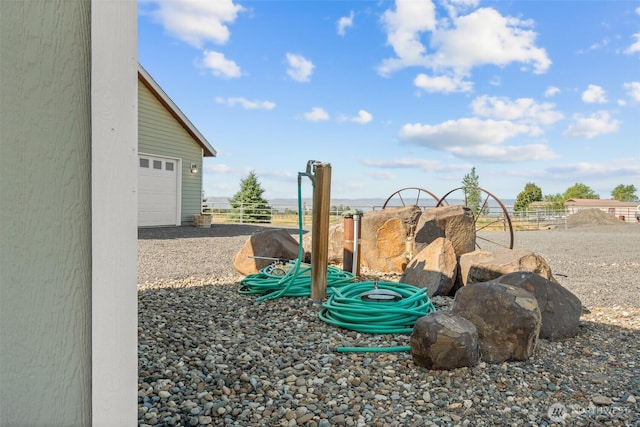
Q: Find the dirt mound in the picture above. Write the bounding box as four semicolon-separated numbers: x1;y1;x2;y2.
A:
566;208;625;228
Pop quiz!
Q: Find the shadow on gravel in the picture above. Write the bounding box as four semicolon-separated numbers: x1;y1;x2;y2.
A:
138;224;306;240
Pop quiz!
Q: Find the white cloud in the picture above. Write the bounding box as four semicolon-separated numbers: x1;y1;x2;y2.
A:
286;53;314;82
399;118;556;162
562;111;620;138
471;95;564;125
215;97;275;110
202;51;241;78
581;84;607;104
441;0;480;18
337;11;354;36
578;37;610;54
624;33;640;55
146;0;244;48
367;170;396;180
414;73;473;93
363;158;444;172
344;110;373;124
449;143;556;162
378;2;550;81
623;81;640;102
303;107;329;122
544;86;560;97
489;76;502;87
401;118;531;148
546;161;640;179
377;0;437;75
430;8;551;74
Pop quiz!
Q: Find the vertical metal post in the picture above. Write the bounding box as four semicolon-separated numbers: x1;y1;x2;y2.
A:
311;162;331;300
352;213;361;277
342;214;354;273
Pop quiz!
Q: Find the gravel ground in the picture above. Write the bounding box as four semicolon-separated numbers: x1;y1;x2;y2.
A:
138;223;640;427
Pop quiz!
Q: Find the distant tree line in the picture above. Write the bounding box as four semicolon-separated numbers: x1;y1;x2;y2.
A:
513;182;638;212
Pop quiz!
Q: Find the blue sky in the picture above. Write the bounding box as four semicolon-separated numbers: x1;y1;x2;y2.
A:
138;0;640;201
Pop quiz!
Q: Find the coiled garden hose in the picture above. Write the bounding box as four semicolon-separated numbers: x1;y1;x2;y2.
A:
239;262;355;302
238;166;437;352
239;171;355;302
319;281;436;352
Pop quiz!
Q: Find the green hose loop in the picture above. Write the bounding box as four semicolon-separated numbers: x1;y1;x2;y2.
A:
239;262;355;301
319;281;435;334
239;172;355;301
238;168;436;353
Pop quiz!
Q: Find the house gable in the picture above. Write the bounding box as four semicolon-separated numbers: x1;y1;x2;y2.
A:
138;76;210;224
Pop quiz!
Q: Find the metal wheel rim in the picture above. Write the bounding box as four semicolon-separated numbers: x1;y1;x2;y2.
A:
436;186;514;250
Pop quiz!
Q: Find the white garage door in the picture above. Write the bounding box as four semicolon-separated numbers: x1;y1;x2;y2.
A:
138;155;180;226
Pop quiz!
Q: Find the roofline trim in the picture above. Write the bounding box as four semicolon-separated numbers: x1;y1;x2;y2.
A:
138;64;216;157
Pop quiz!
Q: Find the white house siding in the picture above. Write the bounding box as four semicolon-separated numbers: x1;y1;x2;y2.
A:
1;0;92;424
138;83;203;224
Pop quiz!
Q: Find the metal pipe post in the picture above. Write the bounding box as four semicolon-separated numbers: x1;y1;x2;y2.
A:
311;162;331;300
342;214;354;273
352;213;361;276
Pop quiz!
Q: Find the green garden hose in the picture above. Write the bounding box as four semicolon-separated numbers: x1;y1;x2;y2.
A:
319;281;436;352
238;166;437;352
239;262;355;301
239;171;355;302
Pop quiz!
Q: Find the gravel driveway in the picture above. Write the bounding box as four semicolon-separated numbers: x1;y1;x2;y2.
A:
138;223;640;427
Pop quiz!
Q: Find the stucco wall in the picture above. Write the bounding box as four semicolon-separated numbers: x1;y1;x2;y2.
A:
0;1;92;425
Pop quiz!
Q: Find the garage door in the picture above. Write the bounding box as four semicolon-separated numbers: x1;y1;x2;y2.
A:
138;155;180;226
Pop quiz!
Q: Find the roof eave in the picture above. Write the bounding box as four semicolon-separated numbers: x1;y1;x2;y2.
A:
137;64;217;157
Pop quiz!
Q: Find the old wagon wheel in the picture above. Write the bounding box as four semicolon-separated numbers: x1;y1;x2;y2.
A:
437;186;514;250
382;187;440;210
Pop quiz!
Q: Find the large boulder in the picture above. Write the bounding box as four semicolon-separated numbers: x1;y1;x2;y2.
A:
233;229;300;275
410;311;479;370
414;206;476;257
452;282;541;363
399;237;457;296
359;206;423;273
458;249;554;286
496;272;582;341
302;222;343;265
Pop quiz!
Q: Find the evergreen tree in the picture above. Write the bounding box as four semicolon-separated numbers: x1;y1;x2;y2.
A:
228;171;272;223
514;182;543;212
461;167;482;215
563;183;599;200
611;184;638;202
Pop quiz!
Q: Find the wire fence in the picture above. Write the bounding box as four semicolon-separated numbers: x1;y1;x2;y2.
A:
201;202;632;230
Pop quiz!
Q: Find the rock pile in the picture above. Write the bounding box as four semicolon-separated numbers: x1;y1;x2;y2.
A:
232;207;584;371
567;208;627;227
410;272;583;370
